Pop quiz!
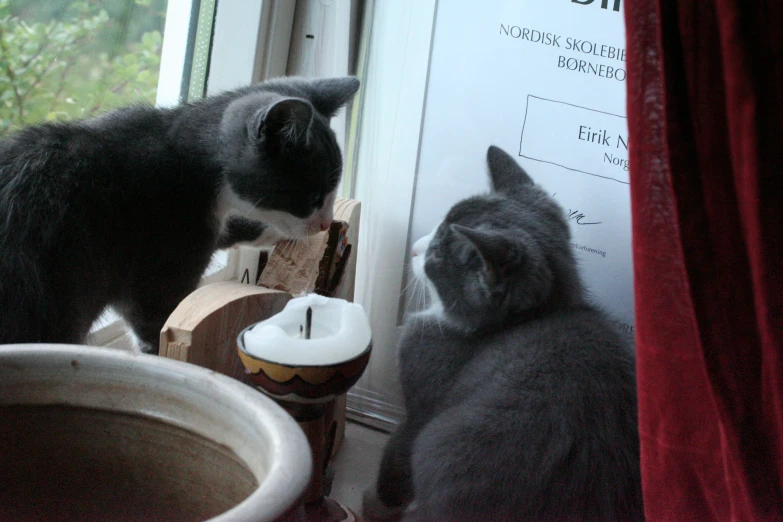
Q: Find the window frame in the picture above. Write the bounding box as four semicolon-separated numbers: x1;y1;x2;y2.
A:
346;0;439;430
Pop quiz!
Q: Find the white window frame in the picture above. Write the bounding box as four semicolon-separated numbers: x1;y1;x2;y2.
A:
155;0;197;108
346;0;438;430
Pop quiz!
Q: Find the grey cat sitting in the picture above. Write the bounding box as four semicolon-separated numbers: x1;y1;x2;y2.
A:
364;146;642;521
0;76;359;353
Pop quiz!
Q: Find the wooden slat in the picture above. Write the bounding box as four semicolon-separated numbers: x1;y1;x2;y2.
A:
332;198;361;302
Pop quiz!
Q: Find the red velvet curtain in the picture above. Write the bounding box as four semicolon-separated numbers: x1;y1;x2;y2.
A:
625;1;783;520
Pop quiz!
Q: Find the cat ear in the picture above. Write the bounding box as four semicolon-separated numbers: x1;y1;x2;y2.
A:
258;98;314;145
486;145;534;195
449;224;514;287
304;76;360;118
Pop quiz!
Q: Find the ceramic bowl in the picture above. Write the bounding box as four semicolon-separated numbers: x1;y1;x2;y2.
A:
0;344;312;522
237;325;372;404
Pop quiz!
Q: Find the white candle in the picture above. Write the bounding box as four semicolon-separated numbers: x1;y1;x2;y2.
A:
242;294;372;366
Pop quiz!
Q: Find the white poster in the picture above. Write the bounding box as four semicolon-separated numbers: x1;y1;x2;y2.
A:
408;0;634;336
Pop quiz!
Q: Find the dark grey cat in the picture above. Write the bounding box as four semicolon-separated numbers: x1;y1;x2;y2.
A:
0;76;359;353
364;146;642;521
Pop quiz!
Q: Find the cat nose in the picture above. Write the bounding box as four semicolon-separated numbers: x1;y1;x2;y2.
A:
411;247;420;257
320;222;329;232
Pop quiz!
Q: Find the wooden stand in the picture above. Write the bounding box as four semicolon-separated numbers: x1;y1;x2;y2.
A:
287;401;360;522
236;313;372;522
159;198;362;519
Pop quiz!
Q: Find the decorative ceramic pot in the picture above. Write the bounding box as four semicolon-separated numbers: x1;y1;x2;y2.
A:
0;344;312;522
236;294;372;405
236;295;373;522
237;329;372;404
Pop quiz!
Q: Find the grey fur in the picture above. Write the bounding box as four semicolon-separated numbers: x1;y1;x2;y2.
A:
0;76;359;352
368;146;642;521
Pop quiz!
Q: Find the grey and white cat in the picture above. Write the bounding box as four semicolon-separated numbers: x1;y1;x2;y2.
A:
365;146;642;521
0;76;359;353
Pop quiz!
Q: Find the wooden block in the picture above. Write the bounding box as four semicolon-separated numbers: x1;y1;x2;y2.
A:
332;198;361;302
160;282;292;383
315;221;346;293
327;198;361;456
257;198;361;300
258;224;338;296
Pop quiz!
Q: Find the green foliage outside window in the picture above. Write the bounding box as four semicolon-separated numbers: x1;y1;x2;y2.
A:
0;0;168;136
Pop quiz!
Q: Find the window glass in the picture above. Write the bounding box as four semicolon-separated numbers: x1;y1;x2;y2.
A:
0;0;167;136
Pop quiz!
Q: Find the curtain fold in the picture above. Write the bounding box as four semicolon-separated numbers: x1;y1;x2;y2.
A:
624;1;783;519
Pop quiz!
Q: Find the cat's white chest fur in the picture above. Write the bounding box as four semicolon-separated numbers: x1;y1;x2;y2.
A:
410;224;447;320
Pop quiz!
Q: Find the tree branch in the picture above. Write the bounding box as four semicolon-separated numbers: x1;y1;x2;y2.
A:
0;26;26;121
20;21;54;70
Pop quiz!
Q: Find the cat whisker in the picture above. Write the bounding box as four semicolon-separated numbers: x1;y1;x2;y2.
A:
242;198;265;220
402;275;419;320
400;272;418;298
273;240;288;256
286;227;305;256
283;237;296;258
402;267;422;323
275;241;288;260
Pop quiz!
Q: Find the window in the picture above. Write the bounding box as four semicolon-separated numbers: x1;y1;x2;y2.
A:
0;0;167;136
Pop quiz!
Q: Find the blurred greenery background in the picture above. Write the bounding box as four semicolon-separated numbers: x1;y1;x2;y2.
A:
0;0;168;136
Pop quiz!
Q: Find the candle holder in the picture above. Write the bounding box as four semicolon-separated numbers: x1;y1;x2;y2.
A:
237;295;372;522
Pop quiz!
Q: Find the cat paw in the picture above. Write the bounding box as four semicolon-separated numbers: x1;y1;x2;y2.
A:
137;340;159;355
362;488;405;521
127;330;158;355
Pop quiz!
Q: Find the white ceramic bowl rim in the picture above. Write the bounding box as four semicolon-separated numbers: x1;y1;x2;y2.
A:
238;322;373;369
0;344;312;522
241;295;373;367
